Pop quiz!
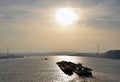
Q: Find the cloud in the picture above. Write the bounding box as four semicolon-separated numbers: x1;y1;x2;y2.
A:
0;0;120;52
0;0;120;38
0;0;120;29
78;0;120;28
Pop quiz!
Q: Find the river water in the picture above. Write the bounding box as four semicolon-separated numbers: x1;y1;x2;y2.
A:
0;56;120;82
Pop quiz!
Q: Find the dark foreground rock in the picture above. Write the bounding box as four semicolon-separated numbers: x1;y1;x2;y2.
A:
56;61;92;77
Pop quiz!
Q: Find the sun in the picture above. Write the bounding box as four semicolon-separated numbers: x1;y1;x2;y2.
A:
55;7;78;26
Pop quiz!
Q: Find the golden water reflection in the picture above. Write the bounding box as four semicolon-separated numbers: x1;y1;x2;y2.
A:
56;56;83;63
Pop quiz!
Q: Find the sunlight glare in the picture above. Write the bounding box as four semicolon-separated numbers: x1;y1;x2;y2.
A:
55;7;78;26
57;56;80;62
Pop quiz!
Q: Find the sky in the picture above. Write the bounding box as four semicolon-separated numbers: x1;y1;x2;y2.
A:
0;0;120;53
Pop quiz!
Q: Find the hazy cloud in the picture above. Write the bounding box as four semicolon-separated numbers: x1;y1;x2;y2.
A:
0;0;120;52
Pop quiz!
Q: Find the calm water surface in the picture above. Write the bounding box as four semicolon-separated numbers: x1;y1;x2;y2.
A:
0;56;120;82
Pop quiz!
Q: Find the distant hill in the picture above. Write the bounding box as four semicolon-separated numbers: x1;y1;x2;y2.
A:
103;50;120;59
70;50;120;60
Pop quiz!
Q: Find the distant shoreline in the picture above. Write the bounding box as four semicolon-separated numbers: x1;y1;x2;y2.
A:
0;50;120;60
0;54;24;59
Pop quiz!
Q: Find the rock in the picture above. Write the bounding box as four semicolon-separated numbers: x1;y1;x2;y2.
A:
56;61;92;77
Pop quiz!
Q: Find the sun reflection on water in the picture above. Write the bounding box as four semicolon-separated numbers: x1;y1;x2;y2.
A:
56;56;83;63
